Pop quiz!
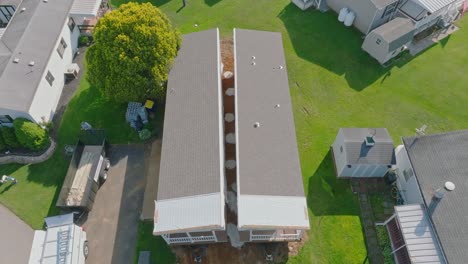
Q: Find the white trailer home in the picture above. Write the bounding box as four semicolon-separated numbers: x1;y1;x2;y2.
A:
234;29;310;242
153;29;227;245
331;128;396;178
28;213;88;264
0;0;80;125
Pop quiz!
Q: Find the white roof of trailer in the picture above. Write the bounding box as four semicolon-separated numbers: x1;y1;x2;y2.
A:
153;193;225;234
395;204;445;263
70;0;102;17
237;195;309;230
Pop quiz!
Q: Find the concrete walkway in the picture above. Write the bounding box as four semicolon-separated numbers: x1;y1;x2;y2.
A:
0;204;34;264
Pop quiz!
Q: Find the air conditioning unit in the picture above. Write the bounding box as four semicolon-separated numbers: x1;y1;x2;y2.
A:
65;63;80;80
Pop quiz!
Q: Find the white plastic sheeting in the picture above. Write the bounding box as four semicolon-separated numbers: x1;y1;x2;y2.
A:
153;193;225;234
237;195;309;229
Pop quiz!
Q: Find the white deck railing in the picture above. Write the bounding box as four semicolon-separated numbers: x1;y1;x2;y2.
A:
250;231;301;241
162;233;217;244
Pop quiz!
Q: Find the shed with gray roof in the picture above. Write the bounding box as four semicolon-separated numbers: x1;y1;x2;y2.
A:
153;29;226;244
332;128;396;177
234;29;309;242
401;130;468;263
362;17;415;64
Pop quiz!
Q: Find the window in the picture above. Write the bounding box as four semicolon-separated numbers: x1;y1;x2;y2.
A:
381;2;398;18
376;38;382;45
57;38;67;58
340;146;343;153
403;168;414;182
0;115;13;124
45;71;55;86
68;17;76;31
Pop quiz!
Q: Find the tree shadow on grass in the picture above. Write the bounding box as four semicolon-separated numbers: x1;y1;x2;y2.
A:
204;0;222;6
307;150;360;216
278;4;413;91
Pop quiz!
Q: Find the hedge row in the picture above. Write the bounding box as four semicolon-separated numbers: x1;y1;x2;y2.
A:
0;118;50;151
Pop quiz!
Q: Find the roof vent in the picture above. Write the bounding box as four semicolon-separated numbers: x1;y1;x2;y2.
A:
43;0;48;2
365;136;375;146
13;58;19;63
275;104;280;108
20;7;26;12
279;65;284;69
253;122;260;128
435;181;455;199
251;56;255;60
28;61;35;66
251;61;256;66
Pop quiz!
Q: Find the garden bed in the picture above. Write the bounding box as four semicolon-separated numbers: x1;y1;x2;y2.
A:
376;226;395;264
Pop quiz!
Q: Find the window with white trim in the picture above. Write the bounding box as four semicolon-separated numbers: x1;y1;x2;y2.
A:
403;168;414;182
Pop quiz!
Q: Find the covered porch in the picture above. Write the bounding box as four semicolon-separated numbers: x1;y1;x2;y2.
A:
382;204;445;263
70;0;112;34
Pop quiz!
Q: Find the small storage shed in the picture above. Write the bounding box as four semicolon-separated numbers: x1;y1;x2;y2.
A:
56;130;108;212
332;128;395;177
362;17;415;64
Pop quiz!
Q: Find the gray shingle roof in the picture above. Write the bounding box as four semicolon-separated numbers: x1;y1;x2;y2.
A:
403;130;468;264
235;29;304;197
0;0;73;112
372;17;415;51
341;128;396;165
157;29;223;200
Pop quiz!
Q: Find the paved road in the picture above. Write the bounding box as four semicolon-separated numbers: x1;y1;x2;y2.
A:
0;204;34;264
84;144;146;264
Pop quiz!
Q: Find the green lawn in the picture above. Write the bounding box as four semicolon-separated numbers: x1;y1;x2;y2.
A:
0;61;162;229
122;1;468;263
2;0;468;263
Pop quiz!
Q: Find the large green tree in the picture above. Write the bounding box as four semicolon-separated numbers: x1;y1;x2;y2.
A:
86;2;180;102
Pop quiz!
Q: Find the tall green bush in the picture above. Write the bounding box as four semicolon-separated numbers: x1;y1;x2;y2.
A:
13;118;50;151
1;126;21;149
0;134;6;151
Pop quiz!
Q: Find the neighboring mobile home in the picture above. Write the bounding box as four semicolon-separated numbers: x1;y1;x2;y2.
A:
0;0;80;124
292;0;465;64
386;130;468;263
331;128;396;178
153;29;227;245
234;29;310;242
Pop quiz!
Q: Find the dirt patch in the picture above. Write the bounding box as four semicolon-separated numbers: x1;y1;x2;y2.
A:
287;232;309;257
221;38;234;73
173;242;290;264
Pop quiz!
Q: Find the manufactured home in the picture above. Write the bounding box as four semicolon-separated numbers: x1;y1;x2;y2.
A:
292;0;466;64
153;29;227;245
234;29;309;242
331;128;396;178
386;130;468;263
0;0;80;124
28;213;88;264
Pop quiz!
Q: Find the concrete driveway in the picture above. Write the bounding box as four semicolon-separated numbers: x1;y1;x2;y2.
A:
0;204;34;264
84;144;146;264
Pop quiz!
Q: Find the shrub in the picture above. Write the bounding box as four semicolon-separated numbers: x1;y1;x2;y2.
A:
13;118;50;151
138;129;151;140
1;126;21;149
0;134;5;151
78;35;89;47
